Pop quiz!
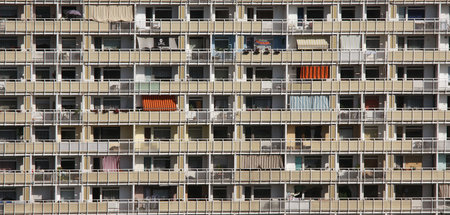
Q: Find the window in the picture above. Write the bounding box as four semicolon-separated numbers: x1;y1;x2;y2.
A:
60;188;76;201
36;6;52;18
407;36;424;49
188;156;204;169
144;157;171;170
152;67;172;80
339;156;354;168
339;126;354;139
364;126;379;139
0;127;21;140
366;36;380;50
365;66;380;79
339;96;355;109
103;37;121;50
188;67;204;80
0;6;18;18
366;7;381;19
306;7;324;20
93;127;120;140
0;189;16;200
405;67;424;79
446;155;450;169
215;36;231;51
35;97;51;109
253;187;271;198
62;37;77;50
0;37;18;49
247;8;254;21
61;67;76;80
145;7;153;20
0;159;17;170
189;37;206;50
35;36;52;49
304;156;321;169
61;157;76;169
153;127;171;140
35;127;51;140
35;158;50;170
255;68;272;80
256;7;273;20
0;97;17;110
407;6;425;19
189;97;203;110
215;67;229;80
190;7;204;20
62;97;77;109
61;128;76;140
214;96;229;110
246;96;272;110
405;126;422;139
244;126;272;139
215;7;230;20
103;67;121;80
0;67;18;80
398;36;424;50
188;126;203;140
102;97;120;109
341;7;356;20
155;7;172;19
102;188;120;200
213;126;233;139
340;67;355;79
35;67;51;80
153;157;170;170
212;186;228;199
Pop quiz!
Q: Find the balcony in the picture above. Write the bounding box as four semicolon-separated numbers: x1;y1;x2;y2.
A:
0;138;448;155
1;18;449;34
0;79;442;95
2;49;450;64
0;198;447;214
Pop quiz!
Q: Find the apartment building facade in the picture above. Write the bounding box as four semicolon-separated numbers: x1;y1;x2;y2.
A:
0;0;450;214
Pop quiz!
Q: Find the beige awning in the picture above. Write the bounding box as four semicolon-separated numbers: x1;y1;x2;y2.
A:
297;38;329;50
86;5;133;22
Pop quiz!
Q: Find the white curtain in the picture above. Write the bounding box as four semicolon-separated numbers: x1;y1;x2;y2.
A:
340;35;361;49
137;37;154;49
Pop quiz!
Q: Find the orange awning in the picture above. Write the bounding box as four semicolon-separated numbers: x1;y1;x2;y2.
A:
142;95;177;111
299;66;329;79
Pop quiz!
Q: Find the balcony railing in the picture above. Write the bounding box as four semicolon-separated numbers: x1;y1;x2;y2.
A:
4;168;450;185
1;18;450;34
3;48;450;64
0;198;448;213
0;79;445;95
0;138;447;155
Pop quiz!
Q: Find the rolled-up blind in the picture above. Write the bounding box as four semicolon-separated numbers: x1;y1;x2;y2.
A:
86;5;133;22
297;38;329;50
240;155;284;169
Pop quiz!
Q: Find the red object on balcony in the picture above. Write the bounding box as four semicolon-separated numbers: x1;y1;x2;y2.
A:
365;96;379;110
298;66;329;79
142;95;177;111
